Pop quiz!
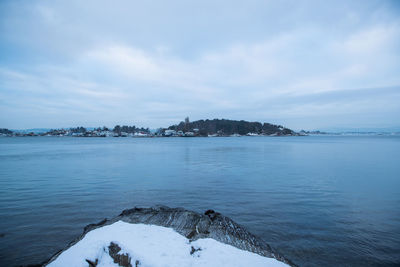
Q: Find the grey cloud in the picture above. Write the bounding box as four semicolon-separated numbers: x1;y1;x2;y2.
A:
0;0;399;129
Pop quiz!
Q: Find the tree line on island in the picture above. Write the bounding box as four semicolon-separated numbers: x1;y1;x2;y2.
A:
68;126;150;134
0;118;299;137
168;118;295;136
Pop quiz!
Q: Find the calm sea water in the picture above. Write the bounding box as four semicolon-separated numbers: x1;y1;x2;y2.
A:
0;136;399;266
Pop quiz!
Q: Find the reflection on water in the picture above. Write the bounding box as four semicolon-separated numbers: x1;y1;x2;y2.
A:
0;136;399;266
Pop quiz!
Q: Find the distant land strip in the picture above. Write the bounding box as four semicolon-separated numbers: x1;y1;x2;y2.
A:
0;118;305;137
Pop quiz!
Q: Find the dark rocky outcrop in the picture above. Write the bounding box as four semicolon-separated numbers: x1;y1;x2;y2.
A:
84;242;140;267
108;242;133;267
44;206;296;266
190;246;201;255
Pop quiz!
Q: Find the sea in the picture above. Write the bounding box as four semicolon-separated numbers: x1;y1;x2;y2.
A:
0;136;399;266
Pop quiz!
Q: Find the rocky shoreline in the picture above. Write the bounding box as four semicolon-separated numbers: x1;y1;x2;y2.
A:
42;206;296;266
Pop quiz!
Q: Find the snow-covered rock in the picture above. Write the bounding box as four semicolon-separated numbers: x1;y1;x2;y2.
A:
47;221;288;267
44;206;295;267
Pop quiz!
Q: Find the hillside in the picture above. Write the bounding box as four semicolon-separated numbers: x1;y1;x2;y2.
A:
168;119;296;136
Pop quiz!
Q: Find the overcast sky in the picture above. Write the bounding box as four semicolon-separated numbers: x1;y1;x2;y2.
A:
1;0;399;130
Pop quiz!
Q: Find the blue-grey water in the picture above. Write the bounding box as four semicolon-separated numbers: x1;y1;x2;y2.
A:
0;136;399;266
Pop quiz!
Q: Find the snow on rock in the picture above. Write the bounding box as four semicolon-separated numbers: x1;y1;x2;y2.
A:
47;221;288;267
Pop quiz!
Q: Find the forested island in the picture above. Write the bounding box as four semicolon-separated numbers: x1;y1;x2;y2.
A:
167;118;296;136
0;118;300;137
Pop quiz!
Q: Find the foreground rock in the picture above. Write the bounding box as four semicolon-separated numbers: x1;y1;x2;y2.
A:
44;206;296;266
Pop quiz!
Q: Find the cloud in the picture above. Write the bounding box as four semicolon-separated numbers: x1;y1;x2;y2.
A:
0;0;399;129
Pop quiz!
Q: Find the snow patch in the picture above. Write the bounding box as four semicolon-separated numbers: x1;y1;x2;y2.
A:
48;221;288;267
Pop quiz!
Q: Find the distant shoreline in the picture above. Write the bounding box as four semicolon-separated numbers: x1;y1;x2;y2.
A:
0;133;304;138
1;118;301;137
2;118;400;137
1;133;399;138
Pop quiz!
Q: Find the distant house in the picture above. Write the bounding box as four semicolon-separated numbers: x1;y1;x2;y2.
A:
184;132;194;137
164;130;176;137
134;132;149;137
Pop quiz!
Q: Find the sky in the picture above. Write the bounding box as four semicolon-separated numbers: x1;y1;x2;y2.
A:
0;0;399;131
